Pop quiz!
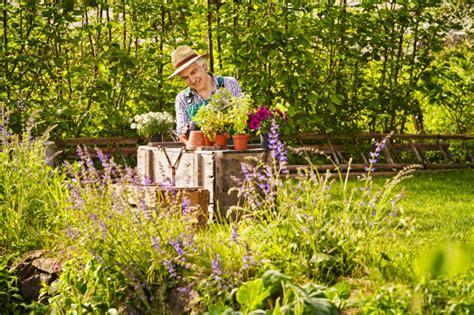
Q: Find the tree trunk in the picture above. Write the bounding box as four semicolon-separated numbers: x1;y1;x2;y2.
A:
207;0;214;73
216;0;222;71
3;0;10;101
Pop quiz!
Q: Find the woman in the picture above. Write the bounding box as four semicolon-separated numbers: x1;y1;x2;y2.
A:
169;45;242;140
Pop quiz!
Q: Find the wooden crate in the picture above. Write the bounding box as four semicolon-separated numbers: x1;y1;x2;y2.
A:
137;144;268;219
120;184;210;226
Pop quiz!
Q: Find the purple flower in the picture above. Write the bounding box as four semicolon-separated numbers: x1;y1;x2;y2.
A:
169;238;184;256
256;106;272;121
182;197;190;217
389;199;398;216
164;260;177;278
364;166;375;172
231;224;238;244
151;236;161;251
242;255;255;270
268;120;288;172
212;254;222;281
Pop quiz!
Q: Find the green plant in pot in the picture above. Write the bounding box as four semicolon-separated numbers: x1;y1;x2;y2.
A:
193;107;230;142
193;88;233;144
228;93;253;150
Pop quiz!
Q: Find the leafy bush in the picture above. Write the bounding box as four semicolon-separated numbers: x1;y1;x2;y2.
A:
208;270;343;314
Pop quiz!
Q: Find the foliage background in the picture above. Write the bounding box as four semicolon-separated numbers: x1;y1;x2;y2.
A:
1;0;472;138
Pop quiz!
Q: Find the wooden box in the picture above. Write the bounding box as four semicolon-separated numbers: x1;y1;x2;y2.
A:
137;144;268;219
120;184;210;226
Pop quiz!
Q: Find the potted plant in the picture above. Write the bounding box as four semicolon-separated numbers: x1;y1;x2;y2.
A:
193;88;233;148
248;106;286;149
130;111;175;144
228;93;253;150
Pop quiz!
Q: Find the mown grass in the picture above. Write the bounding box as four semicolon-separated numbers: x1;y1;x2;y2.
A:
365;168;474;273
396;169;474;246
342;169;474;313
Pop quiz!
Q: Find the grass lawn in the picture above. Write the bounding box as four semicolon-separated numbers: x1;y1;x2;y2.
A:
396;168;474;247
343;169;473;313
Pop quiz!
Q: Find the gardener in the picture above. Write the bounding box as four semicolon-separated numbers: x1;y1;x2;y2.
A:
168;45;242;142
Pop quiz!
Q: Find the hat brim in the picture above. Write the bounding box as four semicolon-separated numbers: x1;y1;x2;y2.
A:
167;53;209;79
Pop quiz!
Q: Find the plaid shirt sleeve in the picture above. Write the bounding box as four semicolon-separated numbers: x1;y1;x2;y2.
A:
175;91;189;135
223;76;243;97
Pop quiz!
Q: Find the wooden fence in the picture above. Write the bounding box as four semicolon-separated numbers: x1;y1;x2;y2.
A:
283;133;474;176
53;133;474;175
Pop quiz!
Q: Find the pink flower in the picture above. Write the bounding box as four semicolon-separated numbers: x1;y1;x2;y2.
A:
248;117;261;130
256;106;272;121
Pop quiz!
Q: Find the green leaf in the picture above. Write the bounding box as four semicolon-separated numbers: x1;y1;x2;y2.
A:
333;281;351;299
273;297;282;315
328;102;337;113
303;283;327;298
306;297;339;315
261;270;292;295
236;278;272;311
329;94;342;105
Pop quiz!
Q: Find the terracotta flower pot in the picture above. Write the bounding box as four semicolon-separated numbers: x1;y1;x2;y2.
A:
232;134;250;150
203;135;214;146
186;131;204;150
215;134;228;149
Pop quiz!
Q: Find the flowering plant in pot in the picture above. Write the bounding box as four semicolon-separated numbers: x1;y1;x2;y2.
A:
130;111;175;143
247;106;286;148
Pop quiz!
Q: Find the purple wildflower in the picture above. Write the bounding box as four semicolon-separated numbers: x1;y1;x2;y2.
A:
242;255;255;270
212;254;223;281
169;238;184;256
98;220;108;238
182;197;190;217
268;119;288;172
164;260;177;278
151;236;161;251
231;224;238;244
389;199;398;216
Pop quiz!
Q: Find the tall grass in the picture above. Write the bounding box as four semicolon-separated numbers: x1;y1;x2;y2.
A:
0;111;68;255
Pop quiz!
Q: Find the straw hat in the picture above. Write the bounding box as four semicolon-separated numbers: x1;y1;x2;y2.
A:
168;45;209;79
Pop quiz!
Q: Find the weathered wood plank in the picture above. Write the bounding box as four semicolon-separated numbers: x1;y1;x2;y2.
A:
56;136;141;146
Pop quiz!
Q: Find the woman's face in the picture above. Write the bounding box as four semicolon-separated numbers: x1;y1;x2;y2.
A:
179;62;208;91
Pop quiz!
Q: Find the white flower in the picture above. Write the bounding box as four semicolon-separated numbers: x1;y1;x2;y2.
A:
130;111;175;138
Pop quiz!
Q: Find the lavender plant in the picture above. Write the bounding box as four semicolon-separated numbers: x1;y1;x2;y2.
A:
48;145;256;312
230;124;415;284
